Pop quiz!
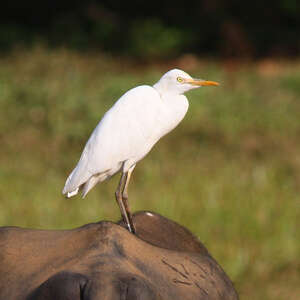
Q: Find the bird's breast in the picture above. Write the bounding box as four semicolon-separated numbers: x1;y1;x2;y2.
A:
130;95;189;159
153;94;189;138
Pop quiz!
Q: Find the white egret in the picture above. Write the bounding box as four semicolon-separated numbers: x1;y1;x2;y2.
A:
63;69;219;233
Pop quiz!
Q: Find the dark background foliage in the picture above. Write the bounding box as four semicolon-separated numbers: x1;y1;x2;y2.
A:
1;0;299;58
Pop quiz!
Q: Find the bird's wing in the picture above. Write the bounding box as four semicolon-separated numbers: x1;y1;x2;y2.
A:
63;85;163;194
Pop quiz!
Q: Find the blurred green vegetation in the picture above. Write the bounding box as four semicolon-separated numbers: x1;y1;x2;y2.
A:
0;47;299;299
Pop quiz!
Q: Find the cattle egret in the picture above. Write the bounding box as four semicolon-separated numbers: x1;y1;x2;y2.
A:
63;69;219;233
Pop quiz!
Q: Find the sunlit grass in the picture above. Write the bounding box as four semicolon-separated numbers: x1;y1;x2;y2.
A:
0;47;299;299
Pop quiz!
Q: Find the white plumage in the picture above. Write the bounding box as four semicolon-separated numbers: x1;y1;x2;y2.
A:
63;69;218;233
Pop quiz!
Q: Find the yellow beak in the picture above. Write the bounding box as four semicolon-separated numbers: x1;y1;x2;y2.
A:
187;78;219;86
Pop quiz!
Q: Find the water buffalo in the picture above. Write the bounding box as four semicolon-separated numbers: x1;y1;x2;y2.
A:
0;211;238;299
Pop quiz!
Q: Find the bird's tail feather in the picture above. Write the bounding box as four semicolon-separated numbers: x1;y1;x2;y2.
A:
66;188;79;198
62;167;77;195
82;176;99;198
63;169;110;199
81;173;108;198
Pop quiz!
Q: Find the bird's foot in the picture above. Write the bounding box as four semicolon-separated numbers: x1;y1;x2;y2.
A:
127;221;136;234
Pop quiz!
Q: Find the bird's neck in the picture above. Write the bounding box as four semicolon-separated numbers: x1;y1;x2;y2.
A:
153;83;182;97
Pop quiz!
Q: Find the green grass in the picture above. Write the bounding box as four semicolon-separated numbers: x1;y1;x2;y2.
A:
0;47;299;299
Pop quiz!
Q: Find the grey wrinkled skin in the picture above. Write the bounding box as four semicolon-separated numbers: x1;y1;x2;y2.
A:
0;211;238;300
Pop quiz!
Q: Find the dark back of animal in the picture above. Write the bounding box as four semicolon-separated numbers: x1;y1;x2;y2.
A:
0;211;238;300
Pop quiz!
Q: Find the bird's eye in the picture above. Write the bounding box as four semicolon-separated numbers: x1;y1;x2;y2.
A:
177;77;184;83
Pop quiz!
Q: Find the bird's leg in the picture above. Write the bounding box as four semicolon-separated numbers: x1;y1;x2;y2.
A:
115;172;135;233
122;165;136;234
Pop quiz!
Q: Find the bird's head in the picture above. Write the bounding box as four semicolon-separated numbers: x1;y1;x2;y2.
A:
153;69;219;95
